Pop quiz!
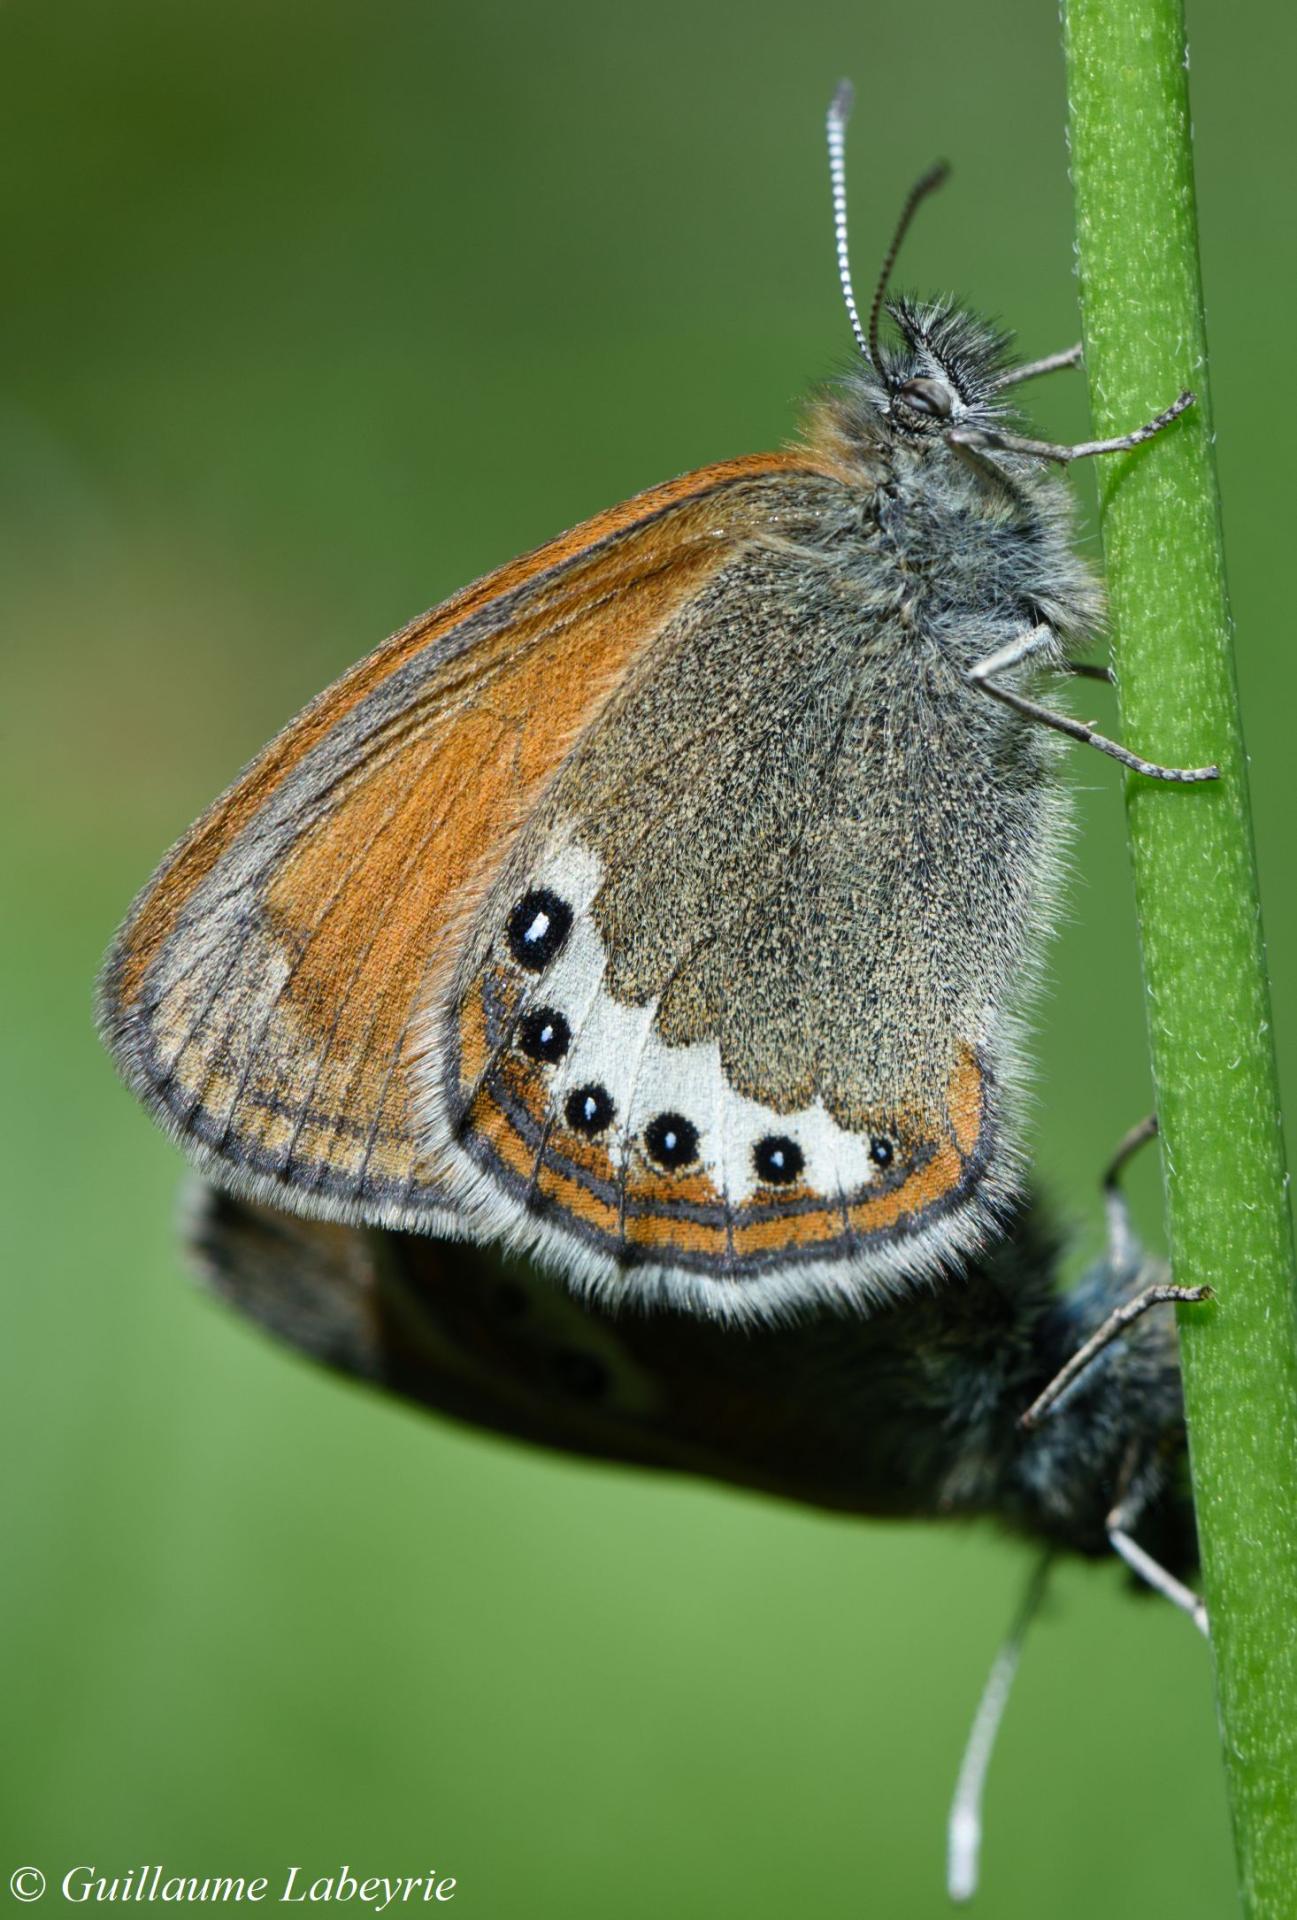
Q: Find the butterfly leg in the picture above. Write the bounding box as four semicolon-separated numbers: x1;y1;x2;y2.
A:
1018;1278;1212;1430
1107;1448;1210;1636
949;386;1194;466
1102;1111;1159;1272
967;624;1219;783
1061;658;1112;685
1021;1113;1213;1430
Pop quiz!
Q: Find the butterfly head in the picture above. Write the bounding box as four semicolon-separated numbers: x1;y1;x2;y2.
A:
825;85;1012;440
875;297;1011;435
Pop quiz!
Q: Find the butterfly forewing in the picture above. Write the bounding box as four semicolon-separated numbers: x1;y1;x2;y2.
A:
99;457;819;1229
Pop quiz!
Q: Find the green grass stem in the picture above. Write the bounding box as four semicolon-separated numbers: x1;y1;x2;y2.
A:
1063;3;1297;1909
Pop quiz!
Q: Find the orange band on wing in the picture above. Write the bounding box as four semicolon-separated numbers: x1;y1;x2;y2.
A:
454;991;990;1281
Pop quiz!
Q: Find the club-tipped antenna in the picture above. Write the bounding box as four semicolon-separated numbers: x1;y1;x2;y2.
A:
826;82;870;361
867;158;951;371
946;1554;1052;1903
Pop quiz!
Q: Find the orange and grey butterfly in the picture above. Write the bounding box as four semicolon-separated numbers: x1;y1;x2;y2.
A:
98;404;1062;1322
99;278;1118;1323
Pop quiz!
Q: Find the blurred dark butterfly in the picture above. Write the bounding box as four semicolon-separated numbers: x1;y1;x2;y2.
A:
184;1121;1199;1578
184;1117;1208;1897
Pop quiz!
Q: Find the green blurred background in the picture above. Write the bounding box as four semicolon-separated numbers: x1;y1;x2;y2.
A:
3;1;1292;1913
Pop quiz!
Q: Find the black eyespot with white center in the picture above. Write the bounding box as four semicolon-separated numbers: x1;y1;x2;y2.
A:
517;1006;570;1065
870;1136;894;1169
644;1112;699;1171
506;889;572;971
753;1135;805;1186
565;1084;614;1137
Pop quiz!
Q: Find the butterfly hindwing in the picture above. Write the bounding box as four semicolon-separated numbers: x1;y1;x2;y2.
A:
417;535;1030;1319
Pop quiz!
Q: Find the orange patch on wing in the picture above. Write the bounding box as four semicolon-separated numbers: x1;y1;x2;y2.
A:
466;1081;623;1236
463;1047;987;1268
625;1162;725;1212
946;1048;984;1157
547;1127;619;1186
261;526;725;1079
494;1052;551;1115
532;1157;621;1236
841;1054;986;1235
731;1198;844;1256
620;1159;730;1256
846;1142;966;1235
456;975;498;1093
735;1056;987;1257
112;454;823;1012
620;1209;730;1257
465;1086;539;1184
464;1037;629;1235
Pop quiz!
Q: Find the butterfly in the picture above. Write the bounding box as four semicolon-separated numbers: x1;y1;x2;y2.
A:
97;85;1215;1325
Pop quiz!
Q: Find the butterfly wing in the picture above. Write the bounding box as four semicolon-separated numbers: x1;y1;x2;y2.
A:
417;526;1044;1321
105;451;1045;1319
183;1180;1058;1519
99;456;819;1230
182;1178;897;1505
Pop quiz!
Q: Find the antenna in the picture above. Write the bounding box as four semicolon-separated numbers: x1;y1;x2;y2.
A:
825;82;870;361
826;84;950;371
867;158;950;369
946;1554;1052;1903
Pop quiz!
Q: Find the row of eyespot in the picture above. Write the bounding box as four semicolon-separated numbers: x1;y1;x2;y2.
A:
521;1006;800;1177
502;887;896;1183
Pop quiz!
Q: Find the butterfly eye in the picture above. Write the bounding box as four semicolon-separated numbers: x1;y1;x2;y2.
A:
644;1112;700;1170
506;888;572;970
753;1135;805;1185
565;1084;615;1136
895;377;954;420
517;1005;570;1064
870;1136;895;1169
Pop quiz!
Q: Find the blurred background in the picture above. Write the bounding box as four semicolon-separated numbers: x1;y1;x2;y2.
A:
2;1;1291;1913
